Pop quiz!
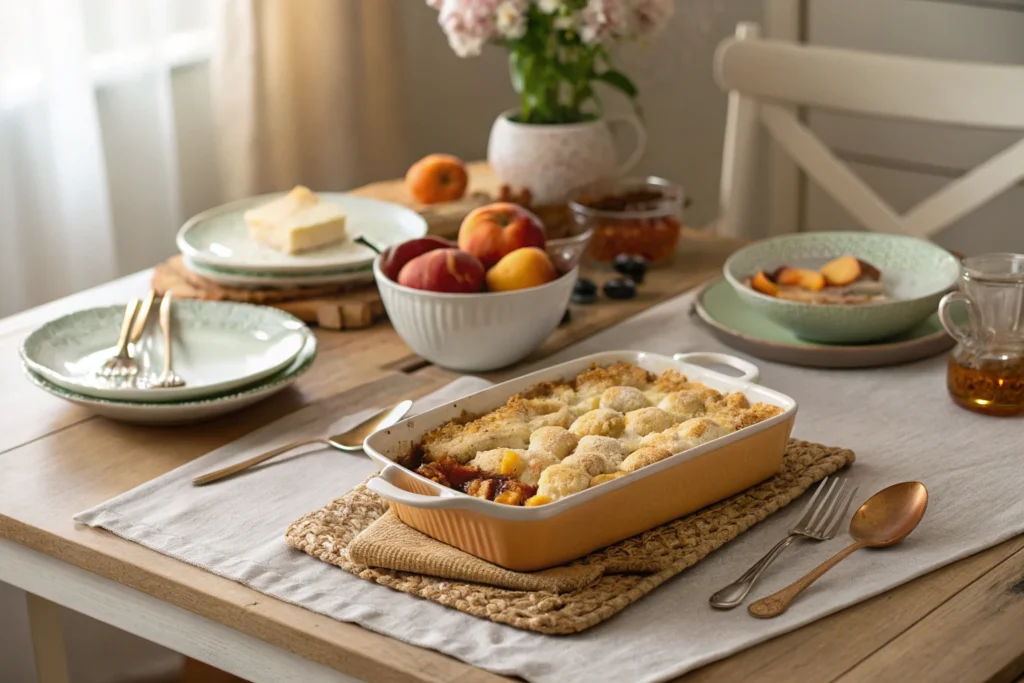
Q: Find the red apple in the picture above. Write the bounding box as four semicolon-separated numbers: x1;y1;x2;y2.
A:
379;235;454;282
457;202;545;268
397;248;486;293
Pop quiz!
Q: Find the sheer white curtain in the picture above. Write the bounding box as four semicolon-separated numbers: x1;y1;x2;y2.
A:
0;0;214;318
0;1;213;679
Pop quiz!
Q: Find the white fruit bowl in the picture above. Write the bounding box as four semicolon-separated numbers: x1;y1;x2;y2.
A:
373;258;578;372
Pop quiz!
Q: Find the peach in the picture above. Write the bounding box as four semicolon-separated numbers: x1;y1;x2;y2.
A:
458;202;545;268
776;267;826;291
405;154;468;205
751;271;778;297
485;247;558;292
379;235;453;282
397;248;485;293
820;255;862;286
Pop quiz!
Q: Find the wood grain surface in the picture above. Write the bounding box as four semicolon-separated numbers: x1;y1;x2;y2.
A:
152;256;385;331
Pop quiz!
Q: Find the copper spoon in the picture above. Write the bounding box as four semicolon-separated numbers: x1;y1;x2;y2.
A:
748;481;928;619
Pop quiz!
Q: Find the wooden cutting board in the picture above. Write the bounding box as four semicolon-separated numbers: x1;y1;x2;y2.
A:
152;256;385;331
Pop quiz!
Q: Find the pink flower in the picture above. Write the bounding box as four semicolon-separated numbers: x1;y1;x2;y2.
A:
578;0;628;44
434;0;503;57
496;0;529;40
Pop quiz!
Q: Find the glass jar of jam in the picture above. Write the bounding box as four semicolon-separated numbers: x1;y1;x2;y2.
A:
568;177;685;266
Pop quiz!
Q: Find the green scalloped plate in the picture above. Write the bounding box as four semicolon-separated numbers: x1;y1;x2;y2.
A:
22;328;317;425
692;278;957;369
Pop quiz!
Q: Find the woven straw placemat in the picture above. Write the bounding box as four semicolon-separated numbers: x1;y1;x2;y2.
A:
286;439;854;635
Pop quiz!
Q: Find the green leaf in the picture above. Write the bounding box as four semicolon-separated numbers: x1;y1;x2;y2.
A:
594;70;638;98
509;52;525;94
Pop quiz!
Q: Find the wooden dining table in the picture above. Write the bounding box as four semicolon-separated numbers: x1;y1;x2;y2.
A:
2;170;1023;683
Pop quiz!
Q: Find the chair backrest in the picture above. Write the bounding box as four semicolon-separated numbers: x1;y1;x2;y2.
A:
714;22;1024;240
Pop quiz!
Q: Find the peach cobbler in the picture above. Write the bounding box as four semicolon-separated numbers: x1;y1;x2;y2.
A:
398;362;784;507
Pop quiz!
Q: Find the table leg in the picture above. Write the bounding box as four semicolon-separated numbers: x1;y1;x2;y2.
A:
25;593;71;683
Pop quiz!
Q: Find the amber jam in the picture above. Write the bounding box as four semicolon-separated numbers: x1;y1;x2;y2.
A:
947;354;1024;416
588;215;682;264
570;181;685;265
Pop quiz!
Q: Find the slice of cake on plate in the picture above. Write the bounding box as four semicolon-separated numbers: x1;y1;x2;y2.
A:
244;186;347;254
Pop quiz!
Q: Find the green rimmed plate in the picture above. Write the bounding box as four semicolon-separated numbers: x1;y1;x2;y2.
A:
21;300;308;402
22;328;317;425
693;278;957;369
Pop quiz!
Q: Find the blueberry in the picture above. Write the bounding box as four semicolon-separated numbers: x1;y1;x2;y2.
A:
603;277;637;300
612;254;649;284
571;278;598;304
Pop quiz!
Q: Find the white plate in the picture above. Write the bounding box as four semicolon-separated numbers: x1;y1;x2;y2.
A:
21;300;308;402
177;192;427;274
22;329;317;425
183;256;374;289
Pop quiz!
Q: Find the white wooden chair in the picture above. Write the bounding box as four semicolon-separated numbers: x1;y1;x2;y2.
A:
714;22;1024;240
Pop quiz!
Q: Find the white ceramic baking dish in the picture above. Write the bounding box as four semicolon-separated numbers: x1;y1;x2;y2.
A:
364;350;797;571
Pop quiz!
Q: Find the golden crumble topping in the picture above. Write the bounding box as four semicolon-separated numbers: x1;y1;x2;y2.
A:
569;408;626;438
412;362;785;505
599;385;650;413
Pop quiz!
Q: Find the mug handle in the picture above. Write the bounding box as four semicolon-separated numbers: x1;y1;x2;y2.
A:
938;291;976;347
606;114;647;176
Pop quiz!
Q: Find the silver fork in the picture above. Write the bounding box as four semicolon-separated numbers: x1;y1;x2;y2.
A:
150;291;186;388
709;477;858;610
96;298;141;381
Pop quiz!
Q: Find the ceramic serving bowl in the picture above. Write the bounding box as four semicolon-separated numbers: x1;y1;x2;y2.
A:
724;232;960;343
374;258;578;372
363;350;795;571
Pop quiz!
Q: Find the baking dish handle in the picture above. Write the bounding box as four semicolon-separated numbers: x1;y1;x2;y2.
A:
672;352;760;383
367;465;478;511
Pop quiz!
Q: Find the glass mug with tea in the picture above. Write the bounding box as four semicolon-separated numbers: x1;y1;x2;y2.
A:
939;253;1024;416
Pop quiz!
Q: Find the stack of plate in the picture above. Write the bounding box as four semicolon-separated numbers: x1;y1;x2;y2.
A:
174;192;428;289
20;300;318;424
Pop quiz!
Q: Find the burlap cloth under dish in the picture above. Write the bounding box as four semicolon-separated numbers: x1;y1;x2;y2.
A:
285;439;854;635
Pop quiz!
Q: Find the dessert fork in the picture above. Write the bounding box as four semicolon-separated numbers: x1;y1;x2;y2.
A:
709;477;858;609
150;291;185;388
96;298;141;381
191;400;413;486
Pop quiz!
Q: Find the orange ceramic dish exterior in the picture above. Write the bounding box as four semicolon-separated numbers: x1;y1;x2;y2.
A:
364;351;797;572
377;417;791;571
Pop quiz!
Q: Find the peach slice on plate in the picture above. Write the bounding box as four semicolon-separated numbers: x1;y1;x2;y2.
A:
776;267;826;291
751;270;778;296
820;255;863;287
